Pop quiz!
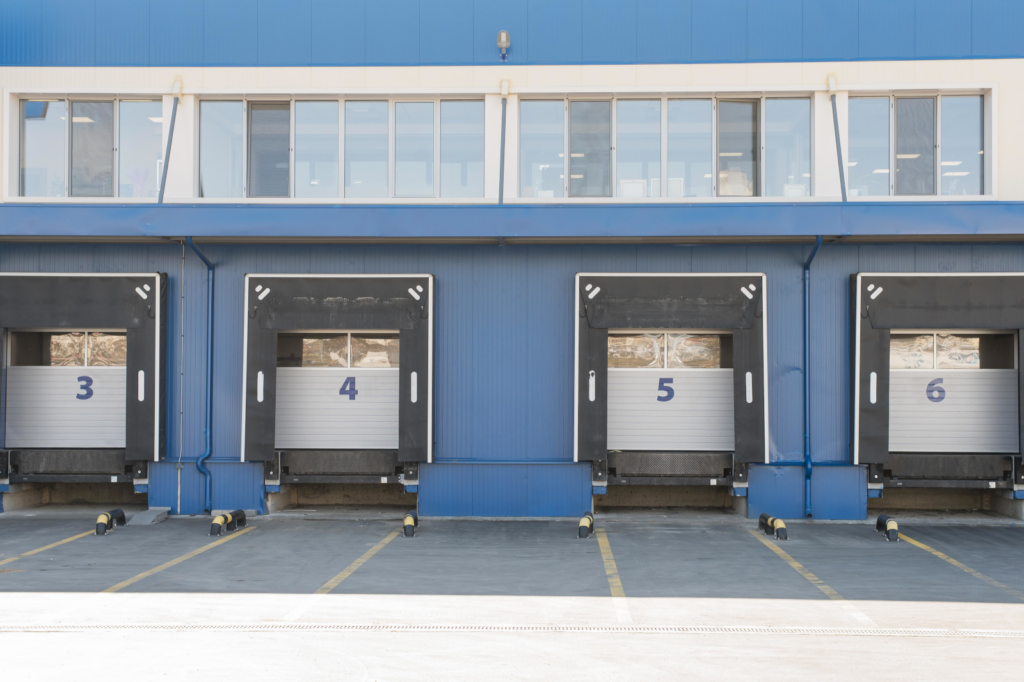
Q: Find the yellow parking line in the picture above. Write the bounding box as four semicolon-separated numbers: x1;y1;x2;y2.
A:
595;528;625;597
103;527;255;593
0;530;94;568
900;532;1024;602
315;528;401;595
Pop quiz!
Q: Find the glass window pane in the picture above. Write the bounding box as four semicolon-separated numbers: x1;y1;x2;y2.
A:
295;101;339;198
70;101;114;197
248;103;290;197
395;102;434;197
718;100;759;197
896;98;935;195
941;96;983;196
87;332;127;366
608;334;663;368
345;101;389;198
569;101;611;197
936;334;980;369
20;100;66;197
118;100;163;198
519;101;564;198
765;99;811;197
351;334;400;368
199;101;243;198
890;334;934;369
440;101;484;198
847;98;890;197
667;99;712;198
667;334;724;368
616;100;660;198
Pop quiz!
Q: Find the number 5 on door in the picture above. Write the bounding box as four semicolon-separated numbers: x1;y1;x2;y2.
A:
657;377;674;402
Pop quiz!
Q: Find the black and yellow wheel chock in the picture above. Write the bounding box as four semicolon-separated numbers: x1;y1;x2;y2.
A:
403;510;419;537
95;509;126;536
578;512;594;539
210;509;247;536
758;512;788;541
876;514;899;542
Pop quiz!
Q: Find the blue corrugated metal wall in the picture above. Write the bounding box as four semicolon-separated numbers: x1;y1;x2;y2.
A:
0;0;1021;66
3;240;1024;518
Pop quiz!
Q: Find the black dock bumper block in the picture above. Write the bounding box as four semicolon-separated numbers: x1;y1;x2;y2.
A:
95;509;127;536
876;514;899;542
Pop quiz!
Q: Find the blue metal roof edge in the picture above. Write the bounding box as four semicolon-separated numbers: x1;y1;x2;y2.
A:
1;202;1023;239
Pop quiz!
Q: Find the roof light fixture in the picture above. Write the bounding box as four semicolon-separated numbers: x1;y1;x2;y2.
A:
497;30;510;62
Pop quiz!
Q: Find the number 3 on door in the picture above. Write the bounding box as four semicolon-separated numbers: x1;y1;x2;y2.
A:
657;377;674;402
339;377;359;401
76;375;94;400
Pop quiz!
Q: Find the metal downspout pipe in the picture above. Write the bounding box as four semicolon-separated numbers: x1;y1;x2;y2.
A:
803;235;823;517
185;238;215;514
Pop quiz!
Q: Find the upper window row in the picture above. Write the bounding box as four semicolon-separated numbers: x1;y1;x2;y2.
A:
848;95;984;197
199;99;484;199
520;98;812;198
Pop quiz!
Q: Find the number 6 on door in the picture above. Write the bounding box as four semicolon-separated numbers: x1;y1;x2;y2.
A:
657;377;674;402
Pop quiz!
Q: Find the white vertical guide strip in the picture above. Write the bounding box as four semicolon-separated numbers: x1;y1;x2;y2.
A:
137;370;145;401
889;370;1019;453
275;368;400;449
6;366;127;448
607;369;735;451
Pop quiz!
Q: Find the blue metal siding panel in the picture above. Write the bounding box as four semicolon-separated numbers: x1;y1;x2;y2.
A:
527;463;591;516
204;0;257;66
810;466;866;519
527;0;581;65
258;0;311;66
859;0;915;60
420;0;473;65
802;0;858;62
915;0;972;59
473;0;528;64
747;0;801;62
747;465;805;519
582;0;636;65
418;463;474;515
692;0;746;63
96;0;149;66
914;244;972;272
0;0;42;65
312;0;365;65
366;0;419;66
472;464;528;515
972;0;1024;58
210;462;265;512
40;0;94;66
635;244;693;273
636;0;690;64
150;0;203;66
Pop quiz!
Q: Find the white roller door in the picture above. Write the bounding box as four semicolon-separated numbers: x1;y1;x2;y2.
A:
275;368;399;449
608;369;734;450
889;331;1019;453
6;366;126;448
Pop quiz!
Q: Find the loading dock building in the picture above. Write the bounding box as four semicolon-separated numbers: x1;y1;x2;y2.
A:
2;0;1024;519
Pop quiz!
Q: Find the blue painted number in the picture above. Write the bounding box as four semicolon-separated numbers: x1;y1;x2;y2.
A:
76;375;94;400
657;377;674;402
339;377;359;401
926;378;945;403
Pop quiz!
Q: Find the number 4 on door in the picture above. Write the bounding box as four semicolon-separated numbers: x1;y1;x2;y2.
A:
339;377;358;400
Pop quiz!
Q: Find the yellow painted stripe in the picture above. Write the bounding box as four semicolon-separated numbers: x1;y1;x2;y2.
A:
103;526;255;593
595;528;625;598
747;529;845;601
0;530;94;567
900;532;1024;602
315;529;401;595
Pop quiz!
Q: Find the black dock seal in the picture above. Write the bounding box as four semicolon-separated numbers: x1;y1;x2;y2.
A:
851;273;1024;466
574;273;768;464
0;273;167;469
240;275;434;464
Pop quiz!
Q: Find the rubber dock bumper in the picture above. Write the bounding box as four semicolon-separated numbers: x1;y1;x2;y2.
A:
876;514;899;542
758;512;788;541
404;510;419;537
578;512;594;539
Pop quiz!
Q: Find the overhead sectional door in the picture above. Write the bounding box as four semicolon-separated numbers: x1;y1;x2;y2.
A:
607;332;735;451
274;333;400;450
